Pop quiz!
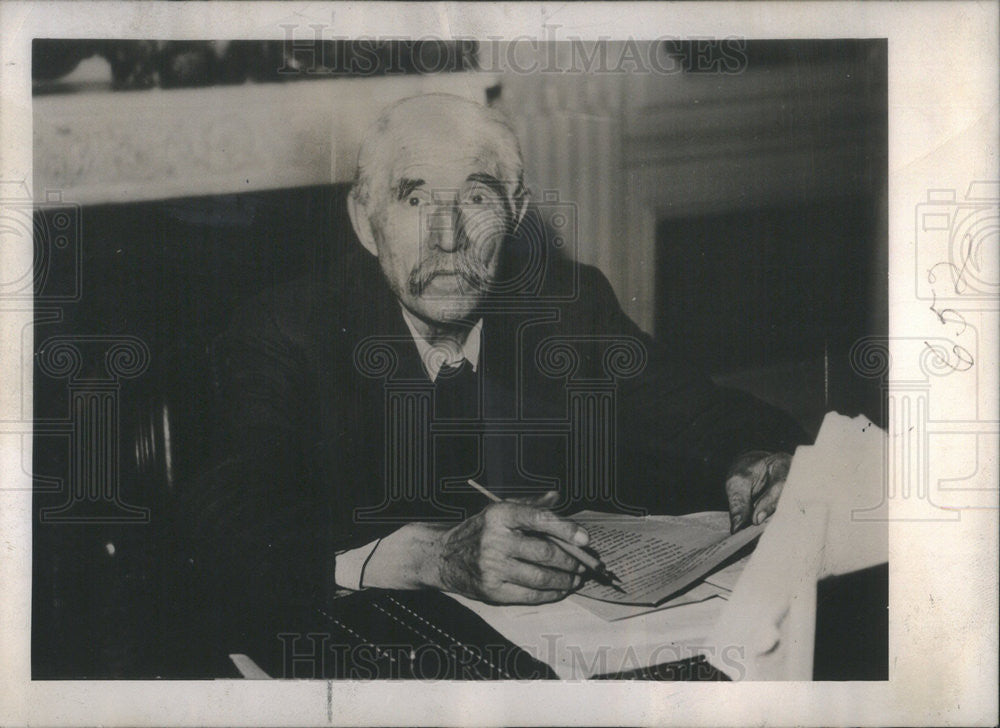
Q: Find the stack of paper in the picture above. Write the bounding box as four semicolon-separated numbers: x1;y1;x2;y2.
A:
449;413;889;680
447;511;758;678
571;510;763;606
704;412;889;680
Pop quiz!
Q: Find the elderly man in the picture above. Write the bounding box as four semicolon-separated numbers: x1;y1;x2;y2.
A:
185;94;805;617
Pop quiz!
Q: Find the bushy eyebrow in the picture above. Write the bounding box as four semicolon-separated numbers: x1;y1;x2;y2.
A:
467;173;517;219
465;173;506;197
394;178;425;201
392;174;507;203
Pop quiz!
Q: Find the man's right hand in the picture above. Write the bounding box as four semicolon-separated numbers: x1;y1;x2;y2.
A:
433;496;590;604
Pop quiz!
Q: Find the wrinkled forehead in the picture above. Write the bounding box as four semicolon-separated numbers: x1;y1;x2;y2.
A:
386;130;510;189
363;100;523;197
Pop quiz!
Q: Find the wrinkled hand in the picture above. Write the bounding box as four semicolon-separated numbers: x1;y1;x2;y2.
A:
725;451;792;533
436;492;589;604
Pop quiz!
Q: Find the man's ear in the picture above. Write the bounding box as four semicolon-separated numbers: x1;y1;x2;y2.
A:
347;192;379;257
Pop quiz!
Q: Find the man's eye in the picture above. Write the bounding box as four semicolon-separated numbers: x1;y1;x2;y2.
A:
407;196;422;207
470;194;485;204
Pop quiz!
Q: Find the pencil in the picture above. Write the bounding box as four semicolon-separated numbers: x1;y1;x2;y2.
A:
466;478;503;503
467;479;625;589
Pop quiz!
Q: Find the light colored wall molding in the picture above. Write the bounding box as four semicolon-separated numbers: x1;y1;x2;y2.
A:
33;72;499;206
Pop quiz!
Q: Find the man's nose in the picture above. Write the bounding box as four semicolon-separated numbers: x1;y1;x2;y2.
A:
426;204;464;253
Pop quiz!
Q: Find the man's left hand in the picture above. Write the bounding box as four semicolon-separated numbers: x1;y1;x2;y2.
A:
725;451;792;533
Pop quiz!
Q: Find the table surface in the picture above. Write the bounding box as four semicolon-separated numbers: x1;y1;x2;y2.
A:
235;562;885;680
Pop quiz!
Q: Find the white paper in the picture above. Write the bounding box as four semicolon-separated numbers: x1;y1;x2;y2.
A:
705;412;890;680
572;510;763;604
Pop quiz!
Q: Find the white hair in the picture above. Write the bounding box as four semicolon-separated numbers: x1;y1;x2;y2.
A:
350;93;525;211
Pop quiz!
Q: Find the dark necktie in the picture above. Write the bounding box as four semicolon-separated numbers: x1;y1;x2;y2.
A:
433;360;483;515
434;360;480;421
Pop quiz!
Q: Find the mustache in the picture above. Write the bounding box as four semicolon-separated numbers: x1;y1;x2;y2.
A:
407;252;492;296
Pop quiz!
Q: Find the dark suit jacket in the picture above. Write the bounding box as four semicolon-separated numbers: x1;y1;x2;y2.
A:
177;233;807;647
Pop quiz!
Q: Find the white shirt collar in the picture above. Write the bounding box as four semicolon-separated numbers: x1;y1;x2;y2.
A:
400;306;483;382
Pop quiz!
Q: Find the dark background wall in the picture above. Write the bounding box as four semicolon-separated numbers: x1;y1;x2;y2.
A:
32;186;351;677
657;193;885;436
